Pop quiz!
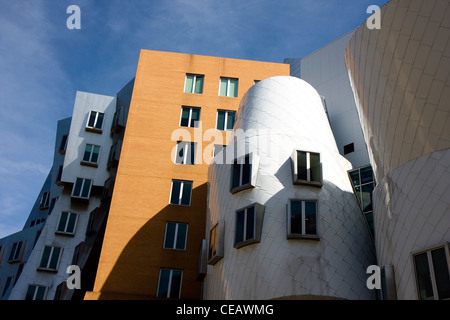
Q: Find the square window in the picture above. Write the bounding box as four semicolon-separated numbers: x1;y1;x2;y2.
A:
216;110;236;131
86;111;105;133
184;74;204;94
81;144;101;166
174;141;197;165
219;77;238;97
170;180;193;206
56;212;78;235
234;203;265;249
164;222;188;250
287;200;318;239
292;150;322;187
180;106;201;128
25;285;47;300
71;178;92;200
38;246;62;271
157;268;183;299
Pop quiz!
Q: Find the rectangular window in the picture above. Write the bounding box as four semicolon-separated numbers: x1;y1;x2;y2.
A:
216;110;236;131
292;150;322;187
86;111;105;132
208;220;225;265
59;134;68;154
231;154;254;193
184;74;204;94
234;203;265;249
71;178;92;200
39;191;50;209
1;276;12;298
82;144;101;165
413;244;450;300
174;141;197;165
287;200;318;239
163;222;188;250
180;107;201;128
25;285;47;300
56;212;78;235
343;142;355;155
219;77;238;97
8;241;24;262
170;180;193;206
157;269;183;299
38;246;62;271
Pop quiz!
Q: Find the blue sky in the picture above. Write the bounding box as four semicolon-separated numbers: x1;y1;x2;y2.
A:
0;0;389;238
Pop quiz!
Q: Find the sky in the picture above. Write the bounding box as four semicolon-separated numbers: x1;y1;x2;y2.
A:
0;0;389;239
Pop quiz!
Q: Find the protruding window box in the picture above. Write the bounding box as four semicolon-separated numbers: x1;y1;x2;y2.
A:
286;200;319;241
230;153;259;194
291;150;323;188
234;203;265;249
85;111;104;134
208;220;225;265
71;178;92;202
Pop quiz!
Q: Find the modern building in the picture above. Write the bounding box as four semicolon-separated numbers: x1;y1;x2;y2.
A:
345;0;450;300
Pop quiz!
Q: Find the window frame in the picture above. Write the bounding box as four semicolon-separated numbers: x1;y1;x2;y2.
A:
174;141;197;165
230;153;259;194
291;150;323;187
184;74;204;94
216;110;236;131
37;246;62;272
219;77;239;97
163;222;188;250
39;191;50;210
85;110;105;133
208;220;225;265
71;177;93;200
179;106;201;128
81;143;101;167
55;212;78;236
156;268;183;299
25;285;47;300
234;203;265;249
8;241;25;263
286;199;319;240
169;180;193;206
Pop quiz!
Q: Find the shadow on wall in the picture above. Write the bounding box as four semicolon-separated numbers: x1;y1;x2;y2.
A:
94;183;208;300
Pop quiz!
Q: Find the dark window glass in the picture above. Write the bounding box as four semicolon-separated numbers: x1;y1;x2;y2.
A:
232;160;241;189
164;223;176;249
226;111;235;130
415;252;434;300
245;206;255;240
431;248;450;300
176;224;188;250
297;151;307;180
180;108;190;127
310;152;321;182
236;209;245;244
291;201;302;234
170;270;182;298
181;181;192;205
217;111;225;130
305;201;317;235
242;156;251;185
170;181;181;204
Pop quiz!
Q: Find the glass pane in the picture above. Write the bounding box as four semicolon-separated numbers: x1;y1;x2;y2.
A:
242;157;251;185
25;286;35;300
194;76;203;94
414;253;434;300
188;142;196;165
95;113;104;129
35;286;46;300
349;170;360;187
73;178;83;197
67;213;77;233
291;201;302;234
232;161;241;189
360;166;373;184
40;246;51;268
176;141;185;164
176;224;187;250
305;202;317;235
9;243;17;260
170;180;181;204
157;269;170;298
297;151;307;180
310;153;321;183
217;111;225;130
81;179;92;198
236;210;245;243
209;226;217;258
219;78;228;96
226;111;235;130
181;181;192;205
245;207;255;240
91;146;100;163
58;212;68;232
180;108;190;127
184;75;194;93
83;144;92;161
14;242;22;260
170;270;182;298
431;248;450;300
362;183;374;212
164;223;176;249
49;247;61;270
87;112;96;127
229;78;238;97
190;108;200;127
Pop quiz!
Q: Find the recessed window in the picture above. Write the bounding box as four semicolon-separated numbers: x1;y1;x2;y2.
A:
2;276;12;298
38;246;62;271
174;141;197;165
413;243;450;300
56;212;78;235
180;107;201;128
163;222;188;250
71;178;92;200
25;285;47;300
234;203;265;249
287;200;318;239
170;180;193;206
39;191;50;210
157;268;183;299
111;107;124;132
59;134;68;154
344;142;355;155
292;150;322;187
219;77;238;97
208;220;224;265
8;241;25;262
81;144;100;166
184;74;204;94
231;153;259;194
86;111;104;133
216;110;236;131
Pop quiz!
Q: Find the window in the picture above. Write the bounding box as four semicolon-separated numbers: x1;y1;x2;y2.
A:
292;150;322;187
163;222;188;250
287;200;318;239
157;269;183;299
25;285;47;300
86;209;97;235
38;246;62;271
212;144;227;165
413;243;450;300
170;180;193;206
2;277;13;298
8;241;25;262
219;77;238;97
216;110;236;131
39;191;50;210
56;212;78;235
111;107;124;132
208;220;224;265
48;197;57;215
344;142;355;155
59;134;68;154
234;203;265;249
55;165;63;185
231;153;259;194
0;245;5;266
184;74;204;94
108;142;120;168
81;144;100;166
180;107;201;128
86;111;105;132
174;141;197;165
71;178;92;200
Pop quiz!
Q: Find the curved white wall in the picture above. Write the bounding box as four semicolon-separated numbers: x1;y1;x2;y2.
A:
203;76;376;300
